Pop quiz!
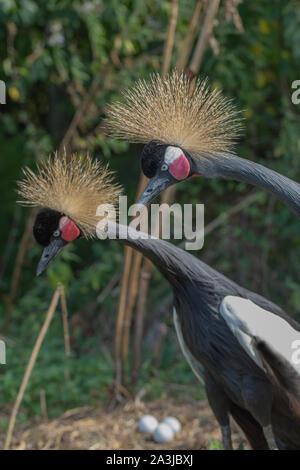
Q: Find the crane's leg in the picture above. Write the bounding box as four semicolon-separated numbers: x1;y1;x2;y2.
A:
242;374;278;450
263;425;278;450
205;371;233;450
230;403;269;450
220;425;232;450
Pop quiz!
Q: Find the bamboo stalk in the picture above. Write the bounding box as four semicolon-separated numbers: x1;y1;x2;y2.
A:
188;0;220;77
121;250;143;385
59;284;71;358
114;244;133;399
131;257;152;384
161;0;179;76
176;0;202;72
113;173;148;396
4;287;61;450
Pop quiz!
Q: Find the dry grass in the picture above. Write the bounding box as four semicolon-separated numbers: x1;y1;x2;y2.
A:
0;398;248;450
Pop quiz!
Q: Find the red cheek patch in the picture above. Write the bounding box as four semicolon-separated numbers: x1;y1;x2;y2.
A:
169;154;190;180
61;220;80;242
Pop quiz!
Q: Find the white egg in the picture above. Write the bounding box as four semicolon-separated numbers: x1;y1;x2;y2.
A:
138;415;158;433
162;416;181;433
153;423;175;443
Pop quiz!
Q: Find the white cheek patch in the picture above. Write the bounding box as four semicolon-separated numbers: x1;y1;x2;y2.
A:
59;216;69;229
164;146;183;164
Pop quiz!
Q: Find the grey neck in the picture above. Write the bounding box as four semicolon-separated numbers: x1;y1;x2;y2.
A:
196;154;300;220
105;222;202;285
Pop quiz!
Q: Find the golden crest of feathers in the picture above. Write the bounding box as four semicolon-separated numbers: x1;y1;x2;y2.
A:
105;69;242;157
17;153;122;238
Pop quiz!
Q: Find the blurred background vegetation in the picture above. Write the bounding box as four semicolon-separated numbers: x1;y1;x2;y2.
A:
0;0;299;429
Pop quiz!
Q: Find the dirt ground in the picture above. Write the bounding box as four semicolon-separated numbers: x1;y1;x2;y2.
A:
0;398;249;450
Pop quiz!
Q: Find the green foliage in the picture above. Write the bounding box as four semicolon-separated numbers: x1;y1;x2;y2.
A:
208;439;223;450
2;320;114;418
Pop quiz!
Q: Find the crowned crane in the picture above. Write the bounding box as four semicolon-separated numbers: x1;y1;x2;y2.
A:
105;70;300;446
105;70;300;216
17;154;300;450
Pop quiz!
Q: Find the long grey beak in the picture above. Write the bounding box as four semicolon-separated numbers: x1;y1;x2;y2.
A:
36;238;67;276
138;172;176;206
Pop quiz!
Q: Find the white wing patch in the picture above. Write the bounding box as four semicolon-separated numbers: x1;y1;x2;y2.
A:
173;307;205;384
220;295;300;375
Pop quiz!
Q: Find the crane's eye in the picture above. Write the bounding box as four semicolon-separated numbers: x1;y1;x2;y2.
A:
53;230;60;238
161;163;169;171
